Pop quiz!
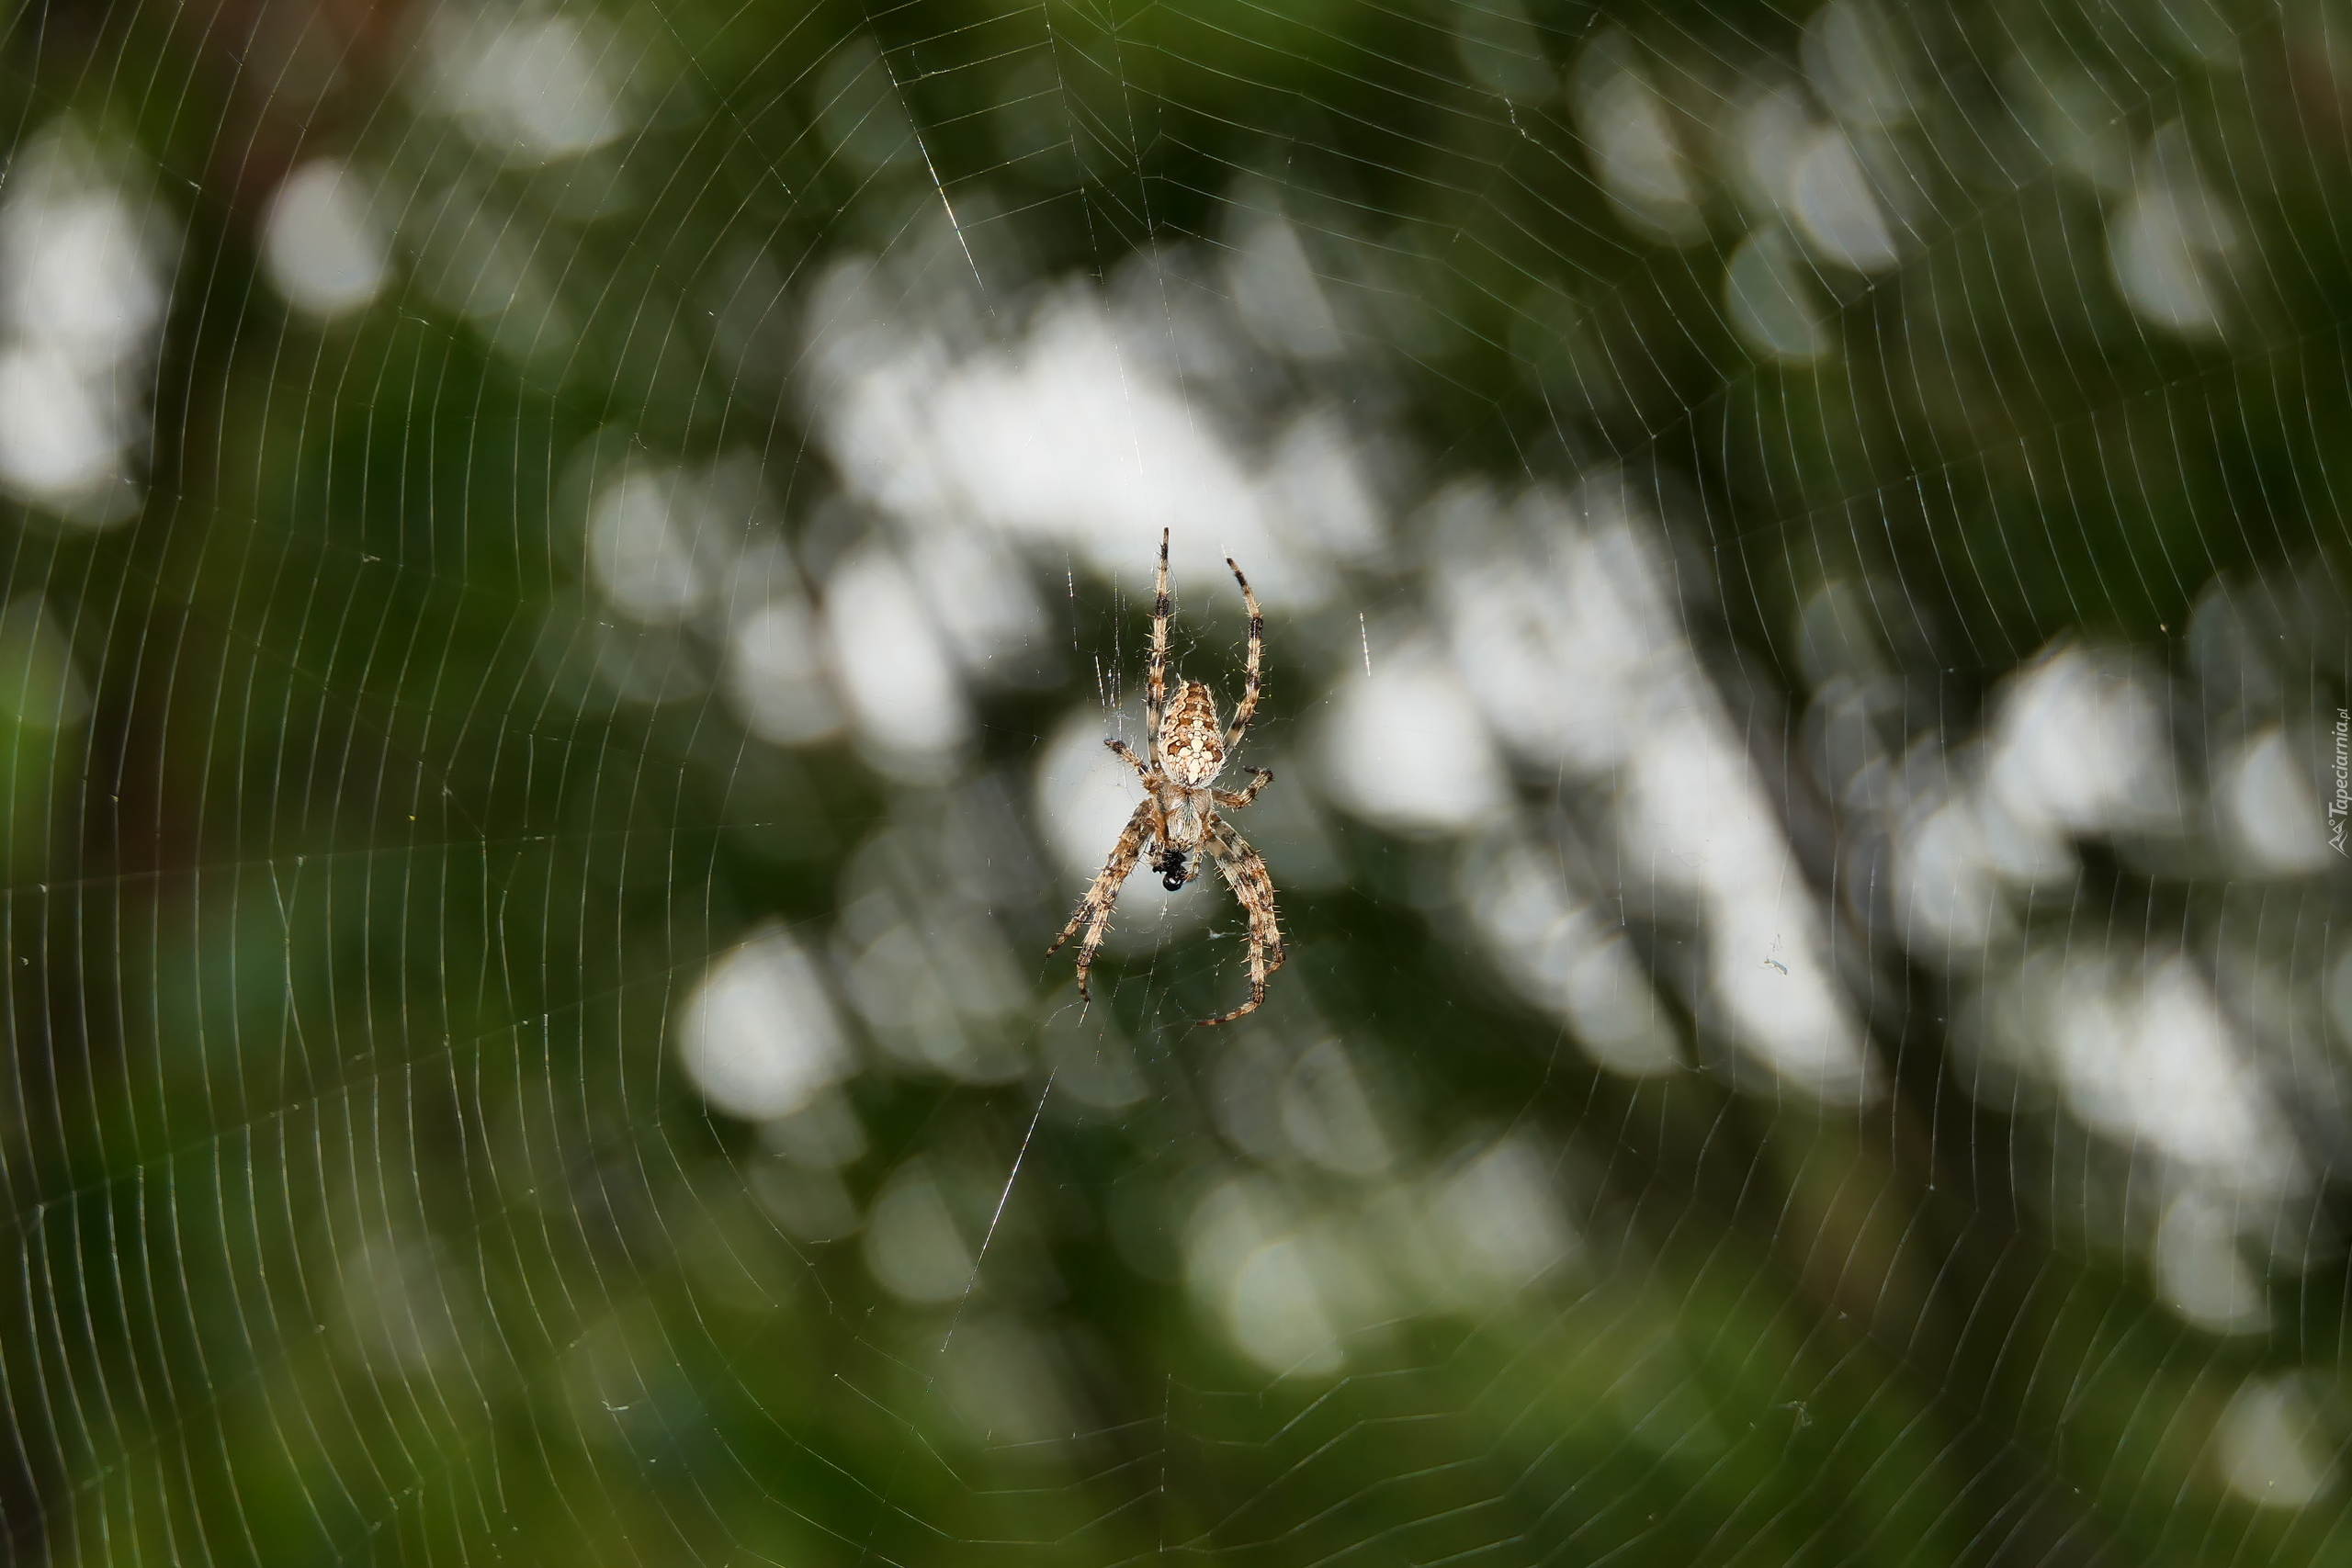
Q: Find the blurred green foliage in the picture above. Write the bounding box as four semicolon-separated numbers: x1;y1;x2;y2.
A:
0;0;2344;1562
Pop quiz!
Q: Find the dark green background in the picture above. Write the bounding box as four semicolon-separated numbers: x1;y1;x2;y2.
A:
0;0;2344;1562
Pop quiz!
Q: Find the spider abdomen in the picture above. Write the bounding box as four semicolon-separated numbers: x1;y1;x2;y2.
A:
1159;680;1227;786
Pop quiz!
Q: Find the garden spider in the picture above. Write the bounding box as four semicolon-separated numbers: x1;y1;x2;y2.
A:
1047;529;1283;1026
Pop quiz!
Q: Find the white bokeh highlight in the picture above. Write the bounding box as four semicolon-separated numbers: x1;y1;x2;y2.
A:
1430;478;1873;1100
725;595;842;747
1423;1136;1583;1294
1317;638;1509;837
822;542;970;773
415;2;637;164
587;465;735;626
0;121;172;525
864;1163;975;1306
1183;1128;1583;1380
677;927;856;1122
261;160;392;319
2110;122;2238;337
802;256;1379;611
1802;0;1914;130
2220;728;2332;875
1575;33;1703;244
1724;227;1833;364
1458;829;1683;1077
1187;1179;1348;1379
2217;1376;2334;1509
1788;128;1898;271
2044;955;2302;1200
1985;644;2177;838
2152;1189;2268;1335
1227;211;1344;359
1278;1039;1393;1179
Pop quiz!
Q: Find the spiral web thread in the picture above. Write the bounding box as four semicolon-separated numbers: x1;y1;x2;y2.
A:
0;0;2343;1563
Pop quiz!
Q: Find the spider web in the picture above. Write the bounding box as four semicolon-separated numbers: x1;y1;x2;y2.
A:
0;0;2346;1562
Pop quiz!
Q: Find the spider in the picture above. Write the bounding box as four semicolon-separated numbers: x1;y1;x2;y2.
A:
1047;528;1284;1026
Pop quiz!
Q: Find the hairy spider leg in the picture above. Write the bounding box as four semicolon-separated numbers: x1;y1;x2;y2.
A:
1213;767;1273;811
1223;556;1263;751
1105;737;1152;784
1194;818;1284;1026
1046;796;1158;1001
1146;528;1171;767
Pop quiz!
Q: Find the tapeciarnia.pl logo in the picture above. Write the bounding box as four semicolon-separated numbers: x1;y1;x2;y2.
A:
2332;708;2349;858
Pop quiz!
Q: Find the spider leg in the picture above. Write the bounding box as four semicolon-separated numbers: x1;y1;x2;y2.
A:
1212;767;1272;811
1222;555;1263;751
1106;737;1153;785
1193;818;1284;1027
1146;528;1171;767
1046;796;1158;1002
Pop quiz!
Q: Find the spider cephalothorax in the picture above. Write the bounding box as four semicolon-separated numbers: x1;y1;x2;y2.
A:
1046;529;1284;1025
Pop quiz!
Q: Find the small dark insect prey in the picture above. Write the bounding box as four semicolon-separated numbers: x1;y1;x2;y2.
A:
1046;529;1285;1026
